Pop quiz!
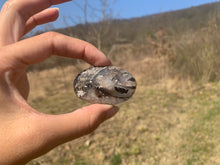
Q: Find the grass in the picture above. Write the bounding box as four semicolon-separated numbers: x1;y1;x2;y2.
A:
28;76;220;164
110;154;122;165
178;85;220;165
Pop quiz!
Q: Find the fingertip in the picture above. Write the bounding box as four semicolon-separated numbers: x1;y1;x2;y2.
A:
90;104;114;110
105;106;119;119
97;52;112;66
92;50;112;66
80;104;119;125
52;7;60;18
72;104;119;135
48;7;60;20
90;104;119;119
54;7;60;12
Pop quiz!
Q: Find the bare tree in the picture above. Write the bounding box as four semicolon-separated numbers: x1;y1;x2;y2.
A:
71;0;119;50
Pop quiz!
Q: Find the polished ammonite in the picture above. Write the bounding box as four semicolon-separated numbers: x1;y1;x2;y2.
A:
73;66;137;105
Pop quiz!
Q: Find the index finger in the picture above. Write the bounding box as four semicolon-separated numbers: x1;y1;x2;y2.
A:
0;32;111;70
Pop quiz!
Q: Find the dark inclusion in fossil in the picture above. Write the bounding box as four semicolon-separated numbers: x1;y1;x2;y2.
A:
73;66;137;105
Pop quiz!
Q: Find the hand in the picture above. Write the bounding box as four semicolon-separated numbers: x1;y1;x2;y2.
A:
0;0;118;164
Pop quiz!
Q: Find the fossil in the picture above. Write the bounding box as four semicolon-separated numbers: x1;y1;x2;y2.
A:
73;66;137;105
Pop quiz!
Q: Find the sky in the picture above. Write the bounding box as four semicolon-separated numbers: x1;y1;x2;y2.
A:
0;0;220;30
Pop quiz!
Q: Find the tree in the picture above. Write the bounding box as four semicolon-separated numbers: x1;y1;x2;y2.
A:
71;0;119;51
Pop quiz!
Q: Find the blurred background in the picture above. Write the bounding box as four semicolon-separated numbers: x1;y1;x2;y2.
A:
1;0;220;164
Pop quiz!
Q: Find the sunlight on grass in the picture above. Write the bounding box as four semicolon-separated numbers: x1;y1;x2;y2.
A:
28;82;220;165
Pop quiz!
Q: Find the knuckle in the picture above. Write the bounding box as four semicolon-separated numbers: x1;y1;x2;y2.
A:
1;0;14;11
44;31;60;39
43;31;66;44
41;31;61;53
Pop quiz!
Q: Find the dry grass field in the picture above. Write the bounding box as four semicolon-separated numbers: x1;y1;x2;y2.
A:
27;51;220;165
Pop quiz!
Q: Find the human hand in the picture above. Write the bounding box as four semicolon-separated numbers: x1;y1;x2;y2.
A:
0;0;118;164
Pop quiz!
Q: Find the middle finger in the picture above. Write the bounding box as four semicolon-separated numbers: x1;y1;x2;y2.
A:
0;0;71;45
24;8;59;35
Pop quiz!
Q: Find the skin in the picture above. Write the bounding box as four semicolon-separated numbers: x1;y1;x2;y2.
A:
0;0;118;164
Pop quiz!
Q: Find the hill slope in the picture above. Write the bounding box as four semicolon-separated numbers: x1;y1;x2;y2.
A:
30;2;220;79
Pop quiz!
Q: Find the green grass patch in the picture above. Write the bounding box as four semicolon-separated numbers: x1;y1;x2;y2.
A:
178;86;220;164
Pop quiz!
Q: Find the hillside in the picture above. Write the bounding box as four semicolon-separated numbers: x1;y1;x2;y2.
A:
47;2;220;41
32;2;219;41
30;2;220;81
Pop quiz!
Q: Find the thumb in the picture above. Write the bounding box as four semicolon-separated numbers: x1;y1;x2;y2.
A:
0;103;118;164
39;104;118;148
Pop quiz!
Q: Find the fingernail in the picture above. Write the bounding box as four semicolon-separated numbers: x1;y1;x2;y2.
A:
106;106;119;119
54;7;60;12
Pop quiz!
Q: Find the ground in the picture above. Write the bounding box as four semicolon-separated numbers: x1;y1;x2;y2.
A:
26;59;220;165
